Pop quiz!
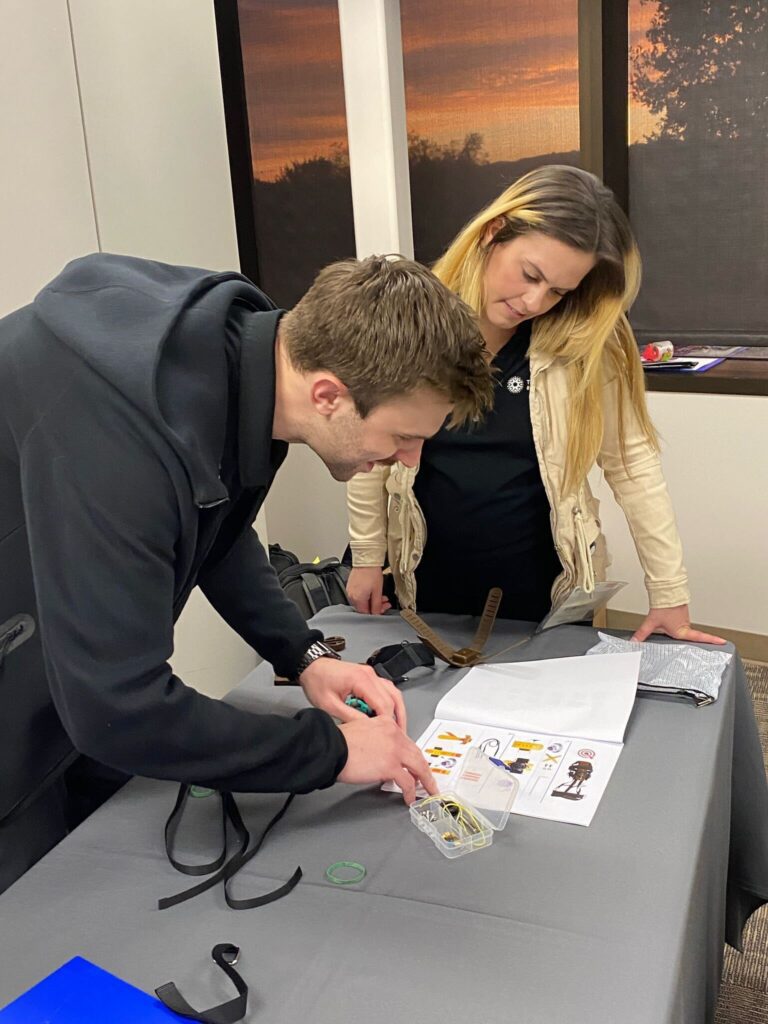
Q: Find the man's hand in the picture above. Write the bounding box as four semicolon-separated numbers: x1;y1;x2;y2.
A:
337;716;438;804
300;657;407;729
346;566;391;615
631;604;726;644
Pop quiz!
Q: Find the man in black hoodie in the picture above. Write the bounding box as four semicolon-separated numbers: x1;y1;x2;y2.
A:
0;252;492;891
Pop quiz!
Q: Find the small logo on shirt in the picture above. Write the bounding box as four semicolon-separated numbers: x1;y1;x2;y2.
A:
506;375;527;394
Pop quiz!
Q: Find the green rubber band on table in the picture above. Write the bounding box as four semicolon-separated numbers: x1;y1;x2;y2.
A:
189;786;215;798
325;861;366;885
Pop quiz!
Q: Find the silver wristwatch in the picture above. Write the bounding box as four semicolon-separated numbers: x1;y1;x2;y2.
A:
293;640;341;680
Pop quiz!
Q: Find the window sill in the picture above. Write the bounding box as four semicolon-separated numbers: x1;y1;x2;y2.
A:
644;358;768;397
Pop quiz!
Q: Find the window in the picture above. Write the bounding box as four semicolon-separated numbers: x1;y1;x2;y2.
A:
216;0;354;308
400;0;581;264
628;0;768;344
217;1;766;346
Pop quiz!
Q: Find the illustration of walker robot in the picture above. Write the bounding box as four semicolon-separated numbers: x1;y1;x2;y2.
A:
551;760;593;801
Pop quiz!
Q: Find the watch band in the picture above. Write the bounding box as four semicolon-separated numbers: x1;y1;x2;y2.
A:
293;640;341;681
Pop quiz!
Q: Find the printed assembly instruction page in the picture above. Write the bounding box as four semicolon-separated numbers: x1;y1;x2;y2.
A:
411;653;641;826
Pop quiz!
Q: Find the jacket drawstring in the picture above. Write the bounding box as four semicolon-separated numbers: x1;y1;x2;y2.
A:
573;508;595;594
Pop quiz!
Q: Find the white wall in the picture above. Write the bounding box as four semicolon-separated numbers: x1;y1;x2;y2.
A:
67;0;258;696
0;0;98;315
68;0;239;272
3;0;260;697
266;445;350;562
337;0;413;259
591;391;768;635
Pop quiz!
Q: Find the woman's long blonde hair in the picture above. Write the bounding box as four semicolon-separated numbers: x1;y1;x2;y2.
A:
432;164;658;495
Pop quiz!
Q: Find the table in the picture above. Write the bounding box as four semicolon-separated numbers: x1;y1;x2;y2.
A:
1;607;768;1024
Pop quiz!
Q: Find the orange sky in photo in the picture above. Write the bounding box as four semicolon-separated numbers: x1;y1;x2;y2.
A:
629;0;664;142
239;0;662;181
400;0;580;161
238;1;349;180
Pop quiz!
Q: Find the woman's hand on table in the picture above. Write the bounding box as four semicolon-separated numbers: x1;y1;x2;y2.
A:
346;566;392;615
300;658;406;728
631;604;726;645
337;716;438;804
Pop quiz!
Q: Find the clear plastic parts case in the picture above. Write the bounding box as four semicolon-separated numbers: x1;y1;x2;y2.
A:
410;748;519;858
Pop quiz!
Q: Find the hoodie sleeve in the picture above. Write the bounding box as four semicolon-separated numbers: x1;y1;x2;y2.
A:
197;526;323;679
20;383;347;794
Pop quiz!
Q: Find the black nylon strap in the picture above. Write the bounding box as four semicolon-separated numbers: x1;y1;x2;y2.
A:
158;788;300;911
155;943;247;1023
300;571;331;615
221;793;302;909
164;785;228;877
366;641;435;683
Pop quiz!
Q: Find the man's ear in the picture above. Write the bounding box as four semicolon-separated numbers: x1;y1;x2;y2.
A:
481;216;506;247
309;374;349;417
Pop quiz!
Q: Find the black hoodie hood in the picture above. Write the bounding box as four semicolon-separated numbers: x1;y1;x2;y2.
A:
33;252;275;507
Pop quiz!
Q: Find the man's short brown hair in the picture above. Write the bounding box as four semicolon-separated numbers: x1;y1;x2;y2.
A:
280;255;493;425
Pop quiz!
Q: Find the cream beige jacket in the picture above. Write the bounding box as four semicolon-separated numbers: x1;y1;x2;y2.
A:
347;350;690;612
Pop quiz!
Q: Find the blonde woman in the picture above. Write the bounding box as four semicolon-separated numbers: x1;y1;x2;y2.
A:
346;165;723;645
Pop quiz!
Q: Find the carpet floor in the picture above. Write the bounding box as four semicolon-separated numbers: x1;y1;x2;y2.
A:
716;661;768;1022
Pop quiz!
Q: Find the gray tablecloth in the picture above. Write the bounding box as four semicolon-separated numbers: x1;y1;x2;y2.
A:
1;608;767;1024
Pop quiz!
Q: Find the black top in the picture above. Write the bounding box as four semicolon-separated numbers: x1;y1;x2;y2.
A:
0;254;347;826
413;321;561;621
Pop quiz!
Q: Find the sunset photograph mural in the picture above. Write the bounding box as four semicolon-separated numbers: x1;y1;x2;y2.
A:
627;1;767;341
231;0;766;342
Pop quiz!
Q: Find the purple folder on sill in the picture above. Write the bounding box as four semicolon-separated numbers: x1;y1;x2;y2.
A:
0;957;185;1023
642;355;725;372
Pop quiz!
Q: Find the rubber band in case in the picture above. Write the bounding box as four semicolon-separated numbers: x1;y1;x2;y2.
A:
410;748;518;859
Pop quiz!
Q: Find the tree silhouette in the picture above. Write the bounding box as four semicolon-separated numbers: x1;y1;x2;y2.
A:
631;1;768;142
406;132;578;265
250;132;578;306
407;130;489;167
251;153;355;308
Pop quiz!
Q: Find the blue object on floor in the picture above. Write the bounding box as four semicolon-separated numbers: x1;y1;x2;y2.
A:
0;956;185;1022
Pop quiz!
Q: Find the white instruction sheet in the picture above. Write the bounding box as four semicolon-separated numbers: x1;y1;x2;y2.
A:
391;652;641;826
435;652;640;744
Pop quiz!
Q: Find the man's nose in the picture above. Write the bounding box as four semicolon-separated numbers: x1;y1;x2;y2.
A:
396;440;424;468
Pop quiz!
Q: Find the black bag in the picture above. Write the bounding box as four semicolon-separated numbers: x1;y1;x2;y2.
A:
268;544;351;621
268;543;301;576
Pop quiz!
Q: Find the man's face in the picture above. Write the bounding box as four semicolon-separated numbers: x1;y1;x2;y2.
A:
312;387;453;482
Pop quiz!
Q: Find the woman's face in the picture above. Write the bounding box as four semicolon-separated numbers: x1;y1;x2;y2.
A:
479;229;596;344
